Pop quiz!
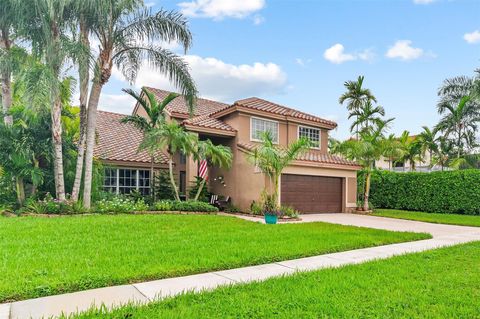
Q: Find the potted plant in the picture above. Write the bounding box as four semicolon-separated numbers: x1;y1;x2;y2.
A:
262;192;280;224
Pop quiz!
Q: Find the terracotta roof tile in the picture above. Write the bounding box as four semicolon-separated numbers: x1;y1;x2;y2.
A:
232;97;337;129
94;111;169;165
237;142;360;168
183;115;236;132
144;87;229;117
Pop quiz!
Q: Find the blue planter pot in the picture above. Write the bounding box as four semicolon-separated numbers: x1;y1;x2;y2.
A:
264;214;278;224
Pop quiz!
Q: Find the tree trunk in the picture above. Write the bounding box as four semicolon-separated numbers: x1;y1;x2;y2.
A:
51;95;66;201
194;177;207;201
363;171;371;211
0;31;13;126
82;80;103;208
71;18;90;202
168;157;180;201
15;176;25;205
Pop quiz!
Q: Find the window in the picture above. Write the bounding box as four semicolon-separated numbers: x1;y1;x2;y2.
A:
179;171;186;194
179;152;187;164
298;126;321;148
251;117;279;143
103;168;151;195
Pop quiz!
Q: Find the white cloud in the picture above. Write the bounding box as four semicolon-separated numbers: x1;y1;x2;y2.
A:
385;40;425;60
178;0;265;20
413;0;437;4
112;55;288;102
98;94;136;115
252;14;265;25
464;30;480;44
323;44;374;64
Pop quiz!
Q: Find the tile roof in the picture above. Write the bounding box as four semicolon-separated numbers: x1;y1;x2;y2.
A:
183;115;236;132
94;111;169;165
233;97;337;128
237;142;360;168
144;87;229;117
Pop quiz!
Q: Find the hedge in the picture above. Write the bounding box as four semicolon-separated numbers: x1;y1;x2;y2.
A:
368;169;480;215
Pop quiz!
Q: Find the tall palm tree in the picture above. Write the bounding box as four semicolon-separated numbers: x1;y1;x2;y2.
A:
348;100;385;133
24;0;81;201
336;120;390;211
141;121;196;201
435;96;479;159
120;87;179;198
437;74;479;113
82;2;197;208
246;132;311;208
339;75;377;136
417;126;439;168
192;139;232;201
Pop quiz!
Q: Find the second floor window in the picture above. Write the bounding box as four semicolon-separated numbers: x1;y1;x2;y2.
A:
299;126;320;148
251;117;279;143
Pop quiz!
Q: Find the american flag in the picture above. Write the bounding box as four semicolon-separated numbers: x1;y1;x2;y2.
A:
198;159;208;180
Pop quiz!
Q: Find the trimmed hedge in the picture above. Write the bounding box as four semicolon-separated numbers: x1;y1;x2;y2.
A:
153;200;219;213
369;169;480;215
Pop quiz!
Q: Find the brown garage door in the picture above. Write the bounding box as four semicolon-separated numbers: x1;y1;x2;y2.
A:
281;174;343;213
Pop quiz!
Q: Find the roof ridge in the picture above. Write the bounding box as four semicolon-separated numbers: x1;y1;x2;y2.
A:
143;86;230;107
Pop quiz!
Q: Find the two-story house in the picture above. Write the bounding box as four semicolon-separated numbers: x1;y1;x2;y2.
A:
94;87;361;213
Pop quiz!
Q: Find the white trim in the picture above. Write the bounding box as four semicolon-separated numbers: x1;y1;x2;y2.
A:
297;125;321;149
250;116;280;143
103;167;151;195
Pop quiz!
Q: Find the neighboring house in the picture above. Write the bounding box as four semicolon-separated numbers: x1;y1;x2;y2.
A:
94;87;361;213
376;152;443;172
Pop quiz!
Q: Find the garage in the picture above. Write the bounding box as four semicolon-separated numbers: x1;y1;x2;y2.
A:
281;174;343;213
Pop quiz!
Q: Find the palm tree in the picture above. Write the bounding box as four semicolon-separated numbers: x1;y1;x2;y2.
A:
192;139;232;201
435;96;479;159
246;132;311;208
141;121;196;201
381;134;402;170
417;126;439;168
339;75;377;137
348;100;385;133
120;87;179;199
438;74;480;113
398;131;423;171
336;120;390;211
82;2;197;208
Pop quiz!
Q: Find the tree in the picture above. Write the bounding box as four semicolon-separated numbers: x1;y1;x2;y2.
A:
246;132;311;208
141;121;196;201
348;100;385;134
82;2;197;208
417;126;439;168
397;131;423;171
435;96;479;159
192;139;232;201
380;134;402;170
339;75;377;136
336;121;392;210
120;87;179;199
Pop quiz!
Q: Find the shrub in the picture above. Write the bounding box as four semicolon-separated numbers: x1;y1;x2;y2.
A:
94;196;149;214
224;204;241;213
368;169;480;215
153;200;218;213
188;176;210;202
22;194;84;215
280;205;299;218
250;201;262;215
154;170;176;200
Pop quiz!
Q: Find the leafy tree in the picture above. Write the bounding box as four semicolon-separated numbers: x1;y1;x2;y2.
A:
141;121;196;201
397;131;423;171
339;75;377;136
335;120;390;211
81;1;197;208
154;170;176;200
246;132;311;209
380;134;402;170
192;139;232;201
120;87;180;199
417;126;439;168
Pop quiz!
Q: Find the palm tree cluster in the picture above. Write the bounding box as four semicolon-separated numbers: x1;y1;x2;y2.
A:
0;0;198;208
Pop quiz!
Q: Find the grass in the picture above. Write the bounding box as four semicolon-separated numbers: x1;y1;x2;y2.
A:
373;209;480;227
73;242;480;319
0;214;428;302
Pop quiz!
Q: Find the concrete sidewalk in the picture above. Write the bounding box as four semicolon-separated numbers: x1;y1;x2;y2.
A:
2;214;480;319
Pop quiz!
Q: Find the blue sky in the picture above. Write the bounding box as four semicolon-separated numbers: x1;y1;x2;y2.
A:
100;0;480;140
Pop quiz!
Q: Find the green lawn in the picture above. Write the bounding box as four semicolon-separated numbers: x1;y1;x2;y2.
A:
0;214;428;302
373;209;480;227
74;242;480;319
